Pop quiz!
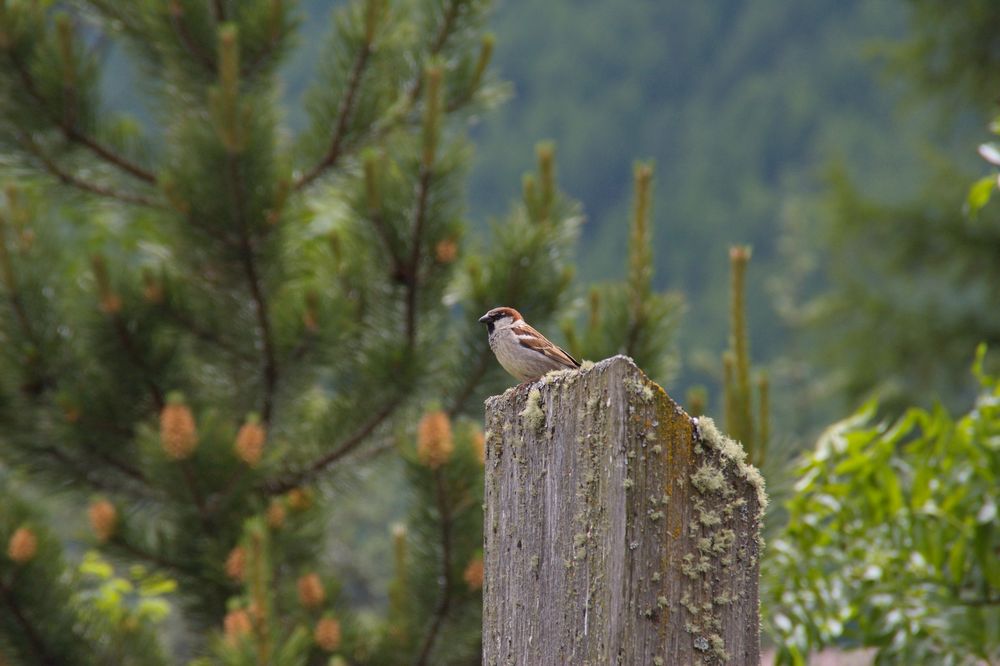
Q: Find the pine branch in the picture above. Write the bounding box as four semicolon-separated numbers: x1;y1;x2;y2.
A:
211;0;227;22
228;156;279;423
16;132;164;209
33;444;148;498
4;288;38;352
414;469;454;666
179;458;214;532
107;310;166;410
260;397;401;494
7;51;157;185
83;438;150;486
111;534;201;578
0;579;59;666
168;2;216;73
429;0;462;56
293;40;373;191
362;156;405;274
241;26;289;80
0;217;43;354
294;0;465;192
162;301;256;362
39;414;152;494
402;0;463;107
405;165;433;348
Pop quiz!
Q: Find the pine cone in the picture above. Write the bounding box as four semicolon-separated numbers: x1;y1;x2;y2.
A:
160;395;198;460
143;282;164;304
297;572;326;609
287;487;314;511
417;410;453;469
434;238;458;263
88;500;118;542
266;501;286;529
313;616;342;652
463;556;484;591
234;416;266;467
225;546;246;581
224;609;252;645
99;294;122;315
7;526;37;563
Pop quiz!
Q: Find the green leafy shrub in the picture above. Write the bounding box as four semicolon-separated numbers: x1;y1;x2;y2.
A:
766;345;1000;664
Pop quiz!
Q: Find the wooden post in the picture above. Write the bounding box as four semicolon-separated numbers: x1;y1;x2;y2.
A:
483;355;766;665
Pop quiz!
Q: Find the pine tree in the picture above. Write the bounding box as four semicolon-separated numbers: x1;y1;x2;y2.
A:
0;1;679;663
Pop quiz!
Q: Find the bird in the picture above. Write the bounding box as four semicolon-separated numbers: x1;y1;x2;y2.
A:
478;306;581;382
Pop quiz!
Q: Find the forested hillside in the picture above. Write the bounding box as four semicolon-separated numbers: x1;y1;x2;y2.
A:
291;1;982;415
99;0;983;415
470;1;941;374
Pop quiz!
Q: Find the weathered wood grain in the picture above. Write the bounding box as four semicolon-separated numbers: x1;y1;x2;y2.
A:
483;355;765;665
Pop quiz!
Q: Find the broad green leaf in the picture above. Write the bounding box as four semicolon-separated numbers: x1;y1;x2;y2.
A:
947;533;967;586
966;176;995;214
880;467;903;516
139;576;178;596
136;598;172;622
80;552;114;579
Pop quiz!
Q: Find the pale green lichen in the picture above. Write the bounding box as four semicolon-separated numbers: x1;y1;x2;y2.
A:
690;462;727;495
625;376;655;401
681;553;710;579
539;367;577;387
580;359;596;371
711;634;729;661
713;528;735;554
624;477;634;490
648;510;664;522
519;388;545;431
699;511;721;527
696;417;768;512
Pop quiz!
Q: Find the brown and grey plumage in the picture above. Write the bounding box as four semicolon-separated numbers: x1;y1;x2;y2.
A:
478;306;580;382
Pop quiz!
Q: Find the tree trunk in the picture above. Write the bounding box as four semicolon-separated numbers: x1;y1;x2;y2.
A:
483;355;766;665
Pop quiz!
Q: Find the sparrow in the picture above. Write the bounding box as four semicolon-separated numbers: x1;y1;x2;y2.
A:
478;306;581;382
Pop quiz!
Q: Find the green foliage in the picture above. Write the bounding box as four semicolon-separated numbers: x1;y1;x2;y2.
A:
765;345;1000;664
780;0;1000;419
888;0;1000;111
0;486;170;666
468;0;929;394
787;165;1000;413
561;162;683;385
0;0;681;662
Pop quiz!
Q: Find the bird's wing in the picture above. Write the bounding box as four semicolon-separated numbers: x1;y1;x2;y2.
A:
511;322;581;368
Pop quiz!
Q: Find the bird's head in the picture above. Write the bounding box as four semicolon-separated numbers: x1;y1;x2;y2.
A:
478;306;522;334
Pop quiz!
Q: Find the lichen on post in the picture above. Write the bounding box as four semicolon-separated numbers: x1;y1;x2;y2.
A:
482;355;765;665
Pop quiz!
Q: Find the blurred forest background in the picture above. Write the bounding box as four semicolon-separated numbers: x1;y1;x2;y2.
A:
0;0;998;664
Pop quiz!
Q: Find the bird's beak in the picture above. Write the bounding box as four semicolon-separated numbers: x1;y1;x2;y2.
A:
478;314;490;324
